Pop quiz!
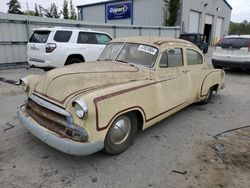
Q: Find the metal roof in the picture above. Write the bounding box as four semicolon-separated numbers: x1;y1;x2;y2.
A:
76;0;119;8
77;0;232;10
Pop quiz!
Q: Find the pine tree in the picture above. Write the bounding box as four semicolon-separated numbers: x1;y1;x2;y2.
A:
69;0;77;20
62;0;69;19
40;3;60;18
163;0;180;26
34;3;39;16
7;0;22;14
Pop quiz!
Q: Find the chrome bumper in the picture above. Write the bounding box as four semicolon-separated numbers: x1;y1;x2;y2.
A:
17;106;104;156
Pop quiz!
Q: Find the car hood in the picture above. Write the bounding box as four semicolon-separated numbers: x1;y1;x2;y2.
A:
33;61;149;107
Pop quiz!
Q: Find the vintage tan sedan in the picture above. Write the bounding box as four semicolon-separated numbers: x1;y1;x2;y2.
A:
18;37;225;156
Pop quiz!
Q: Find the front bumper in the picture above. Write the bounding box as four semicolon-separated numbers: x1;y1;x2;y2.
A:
212;59;250;69
17;106;104;156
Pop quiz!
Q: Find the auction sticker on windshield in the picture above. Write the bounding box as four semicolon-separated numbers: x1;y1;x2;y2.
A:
138;45;157;55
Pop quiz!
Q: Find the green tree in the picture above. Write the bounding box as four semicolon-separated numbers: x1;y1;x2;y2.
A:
40;3;60;18
229;20;250;35
7;0;22;14
62;0;69;19
69;0;77;20
163;0;180;26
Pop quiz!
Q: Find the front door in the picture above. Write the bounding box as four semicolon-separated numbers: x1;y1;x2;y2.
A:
155;48;189;112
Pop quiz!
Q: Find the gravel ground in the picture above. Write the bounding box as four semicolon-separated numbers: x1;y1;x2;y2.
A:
0;49;250;188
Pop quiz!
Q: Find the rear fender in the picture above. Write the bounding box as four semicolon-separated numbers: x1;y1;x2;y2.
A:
200;70;225;97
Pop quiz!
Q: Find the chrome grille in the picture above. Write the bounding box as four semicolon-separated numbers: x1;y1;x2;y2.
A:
26;98;67;136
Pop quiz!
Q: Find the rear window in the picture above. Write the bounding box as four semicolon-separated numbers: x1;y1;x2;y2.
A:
180;35;196;43
219;38;249;49
54;30;72;42
29;31;50;43
77;32;111;45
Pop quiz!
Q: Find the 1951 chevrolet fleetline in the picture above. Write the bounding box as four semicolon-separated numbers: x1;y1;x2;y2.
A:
17;37;225;156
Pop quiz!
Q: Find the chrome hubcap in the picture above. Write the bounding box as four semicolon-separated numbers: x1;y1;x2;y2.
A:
109;116;131;145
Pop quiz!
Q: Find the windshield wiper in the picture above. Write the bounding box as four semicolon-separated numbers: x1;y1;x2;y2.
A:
116;59;136;67
115;59;128;64
97;58;112;61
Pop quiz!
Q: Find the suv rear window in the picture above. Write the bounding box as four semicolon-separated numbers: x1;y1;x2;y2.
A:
54;30;72;42
29;31;50;43
219;38;249;49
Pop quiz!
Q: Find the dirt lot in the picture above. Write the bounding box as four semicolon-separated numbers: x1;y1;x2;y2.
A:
0;49;250;188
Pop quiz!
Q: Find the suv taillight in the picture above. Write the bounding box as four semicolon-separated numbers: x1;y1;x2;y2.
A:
45;43;57;53
215;39;223;47
248;39;250;52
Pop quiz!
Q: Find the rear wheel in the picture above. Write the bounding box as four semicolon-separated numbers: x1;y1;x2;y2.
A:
103;112;138;155
42;67;53;71
65;58;82;65
200;88;213;105
203;46;208;54
213;65;222;69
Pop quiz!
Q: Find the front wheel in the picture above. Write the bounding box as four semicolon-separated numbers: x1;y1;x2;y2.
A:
103;112;138;155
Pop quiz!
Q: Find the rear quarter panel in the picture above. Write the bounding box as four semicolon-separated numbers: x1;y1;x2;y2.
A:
200;69;225;97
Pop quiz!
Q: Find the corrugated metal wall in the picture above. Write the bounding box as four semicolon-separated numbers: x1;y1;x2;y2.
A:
0;13;180;66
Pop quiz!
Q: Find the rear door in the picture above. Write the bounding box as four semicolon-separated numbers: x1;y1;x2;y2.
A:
27;30;51;61
185;49;206;100
77;32;112;61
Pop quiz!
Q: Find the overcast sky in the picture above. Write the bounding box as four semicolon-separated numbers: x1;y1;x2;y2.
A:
0;0;249;23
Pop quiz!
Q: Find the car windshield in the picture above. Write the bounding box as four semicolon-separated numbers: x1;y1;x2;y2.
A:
99;42;159;68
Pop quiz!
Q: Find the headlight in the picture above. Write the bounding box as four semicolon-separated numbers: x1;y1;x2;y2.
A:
20;78;29;93
73;100;88;119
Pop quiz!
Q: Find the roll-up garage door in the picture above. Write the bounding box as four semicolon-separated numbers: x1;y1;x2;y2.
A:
215;18;223;43
188;11;200;33
205;15;213;24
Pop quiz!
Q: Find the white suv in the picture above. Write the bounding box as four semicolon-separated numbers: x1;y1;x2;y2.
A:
27;27;112;70
212;35;250;69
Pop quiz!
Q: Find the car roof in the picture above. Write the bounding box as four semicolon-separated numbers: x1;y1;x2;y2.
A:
224;35;250;39
32;27;108;34
111;36;199;51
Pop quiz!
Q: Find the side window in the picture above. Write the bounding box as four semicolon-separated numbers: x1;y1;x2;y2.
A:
187;49;203;65
77;32;98;44
54;31;72;42
96;34;112;45
159;48;183;68
168;48;183;67
159;52;167;67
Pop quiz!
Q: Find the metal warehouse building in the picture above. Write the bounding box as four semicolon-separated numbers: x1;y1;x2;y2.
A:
77;0;232;45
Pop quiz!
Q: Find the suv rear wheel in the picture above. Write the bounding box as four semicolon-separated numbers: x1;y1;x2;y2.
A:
65;58;83;65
